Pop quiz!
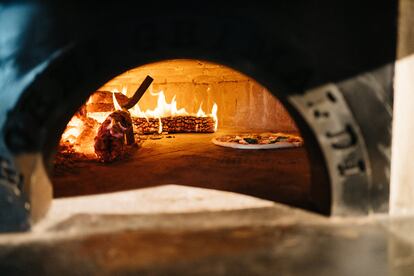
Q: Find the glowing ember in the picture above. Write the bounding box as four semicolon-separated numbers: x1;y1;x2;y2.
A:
61;116;83;144
87;112;112;124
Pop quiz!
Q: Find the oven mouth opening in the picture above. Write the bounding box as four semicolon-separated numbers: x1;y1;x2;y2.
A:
50;59;317;214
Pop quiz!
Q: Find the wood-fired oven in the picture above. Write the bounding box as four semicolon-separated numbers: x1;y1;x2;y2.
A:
52;59;313;212
0;1;396;232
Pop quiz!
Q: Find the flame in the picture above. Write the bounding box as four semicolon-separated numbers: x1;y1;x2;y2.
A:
86;95;93;105
127;90;218;133
121;86;128;96
129;91;188;118
87;112;111;124
158;117;163;134
129;90;217;118
196;103;207;117
130;104;147;119
85;92;123;123
212;103;218;131
60;89;219;155
61;116;83;144
112;92;123;111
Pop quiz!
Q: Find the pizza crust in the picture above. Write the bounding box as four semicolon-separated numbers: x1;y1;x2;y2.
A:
211;137;303;150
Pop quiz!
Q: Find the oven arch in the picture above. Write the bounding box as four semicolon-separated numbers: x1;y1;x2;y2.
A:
0;8;394;231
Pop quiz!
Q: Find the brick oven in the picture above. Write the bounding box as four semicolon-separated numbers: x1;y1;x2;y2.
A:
0;1;396;233
52;59;313;211
1;1;411;274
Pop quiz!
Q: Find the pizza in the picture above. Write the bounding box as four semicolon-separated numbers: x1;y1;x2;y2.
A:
212;132;303;149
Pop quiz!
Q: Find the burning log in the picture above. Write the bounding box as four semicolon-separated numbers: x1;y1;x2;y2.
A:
87;76;153;113
122;76;153;109
86;91;130;113
133;116;216;134
94;110;135;162
76;116;100;142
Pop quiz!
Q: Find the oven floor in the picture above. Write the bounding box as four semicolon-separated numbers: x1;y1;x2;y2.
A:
52;131;312;211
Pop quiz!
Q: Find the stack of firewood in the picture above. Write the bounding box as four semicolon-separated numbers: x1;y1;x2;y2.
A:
86;90;216;135
133;116;215;134
86;91;129;113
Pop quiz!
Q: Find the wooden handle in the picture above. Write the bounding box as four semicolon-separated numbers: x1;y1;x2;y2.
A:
122;75;153;110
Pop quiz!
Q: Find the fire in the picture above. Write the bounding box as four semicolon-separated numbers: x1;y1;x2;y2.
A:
61;116;83;144
128;91;189;118
121;86;128;96
112;92;123;111
212;103;218;131
87;112;111;124
196;103;206;117
114;90;218;133
60;88;219;153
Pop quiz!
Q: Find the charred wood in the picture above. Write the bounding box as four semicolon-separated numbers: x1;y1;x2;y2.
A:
94;110;135;162
133;116;215;134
